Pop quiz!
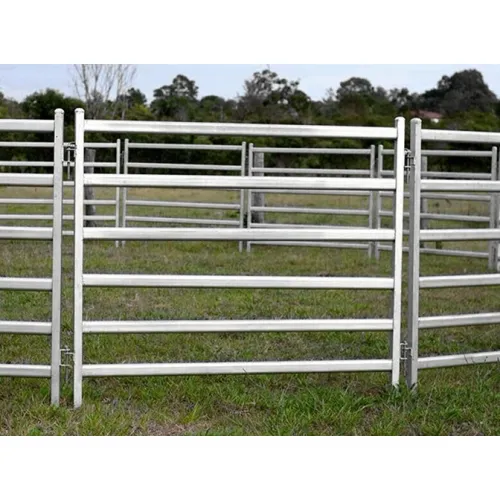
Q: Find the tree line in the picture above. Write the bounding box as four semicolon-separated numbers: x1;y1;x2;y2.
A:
1;67;499;173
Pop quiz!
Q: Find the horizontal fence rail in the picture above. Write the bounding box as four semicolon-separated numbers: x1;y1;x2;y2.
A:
72;109;406;408
121;140;247;251
378;144;498;265
0;139;121;243
245;144;378;256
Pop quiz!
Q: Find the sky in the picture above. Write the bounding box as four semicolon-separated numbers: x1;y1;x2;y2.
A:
2;64;500;102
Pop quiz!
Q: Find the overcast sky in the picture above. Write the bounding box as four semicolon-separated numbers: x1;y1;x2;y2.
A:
2;64;500;102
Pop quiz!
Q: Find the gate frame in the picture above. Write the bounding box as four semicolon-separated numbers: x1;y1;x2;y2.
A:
72;109;406;408
0;110;64;406
406;118;500;389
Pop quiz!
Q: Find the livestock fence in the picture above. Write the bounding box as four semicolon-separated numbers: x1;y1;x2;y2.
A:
72;110;406;408
3;110;500;407
121;139;247;251
405;120;500;388
245;145;378;256
379;146;499;269
0;110;64;405
0;138;121;240
243;144;499;268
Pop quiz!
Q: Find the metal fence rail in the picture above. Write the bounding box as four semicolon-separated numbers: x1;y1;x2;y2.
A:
379;146;498;267
73;109;406;408
0;139;121;240
0;110;64;405
246;145;378;257
122;140;246;251
405;119;500;389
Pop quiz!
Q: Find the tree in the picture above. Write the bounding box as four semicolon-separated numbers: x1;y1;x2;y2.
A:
71;64;137;119
237;69;311;123
150;74;199;121
336;79;394;118
420;69;498;116
22;88;83;123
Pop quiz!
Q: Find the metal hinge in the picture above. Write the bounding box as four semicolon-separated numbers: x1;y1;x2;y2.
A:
400;341;412;361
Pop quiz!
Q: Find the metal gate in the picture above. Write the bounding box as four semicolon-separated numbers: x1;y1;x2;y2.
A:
0;110;64;405
405;119;500;388
72;110;406;407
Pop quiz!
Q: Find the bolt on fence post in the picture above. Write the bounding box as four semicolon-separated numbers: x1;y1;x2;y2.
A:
406;118;422;390
50;109;64;406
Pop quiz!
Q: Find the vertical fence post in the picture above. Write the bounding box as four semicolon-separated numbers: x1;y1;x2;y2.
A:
50;109;64;406
497;148;500;272
73;109;85;408
121;139;129;247
115;139;121;248
368;145;376;259
374;145;383;260
239;142;246;253
489;147;498;271
252;152;265;225
84;148;96;228
421;156;429;249
390;119;405;388
246;143;254;253
406;118;422;390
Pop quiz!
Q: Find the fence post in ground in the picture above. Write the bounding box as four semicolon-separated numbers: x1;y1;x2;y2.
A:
50;109;64;406
252;152;265;225
238;142;246;253
84;148;96;228
121;139;129;247
489;147;498;270
374;145;384;260
421;156;429;249
246;143;253;252
114;139;121;248
406;118;422;391
368;145;377;259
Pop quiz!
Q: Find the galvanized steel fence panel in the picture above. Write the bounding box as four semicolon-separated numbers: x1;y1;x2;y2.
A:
378;146;498;266
0;139;121;242
0;110;64;405
405;119;500;389
72;110;406;407
121;140;247;251
246;145;378;256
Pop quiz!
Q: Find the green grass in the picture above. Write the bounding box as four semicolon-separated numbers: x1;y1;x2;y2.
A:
1;185;500;435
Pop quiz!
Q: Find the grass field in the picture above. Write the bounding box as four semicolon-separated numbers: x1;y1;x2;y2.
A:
1;184;500;436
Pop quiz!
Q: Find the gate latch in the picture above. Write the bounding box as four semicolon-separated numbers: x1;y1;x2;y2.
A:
404;149;414;182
